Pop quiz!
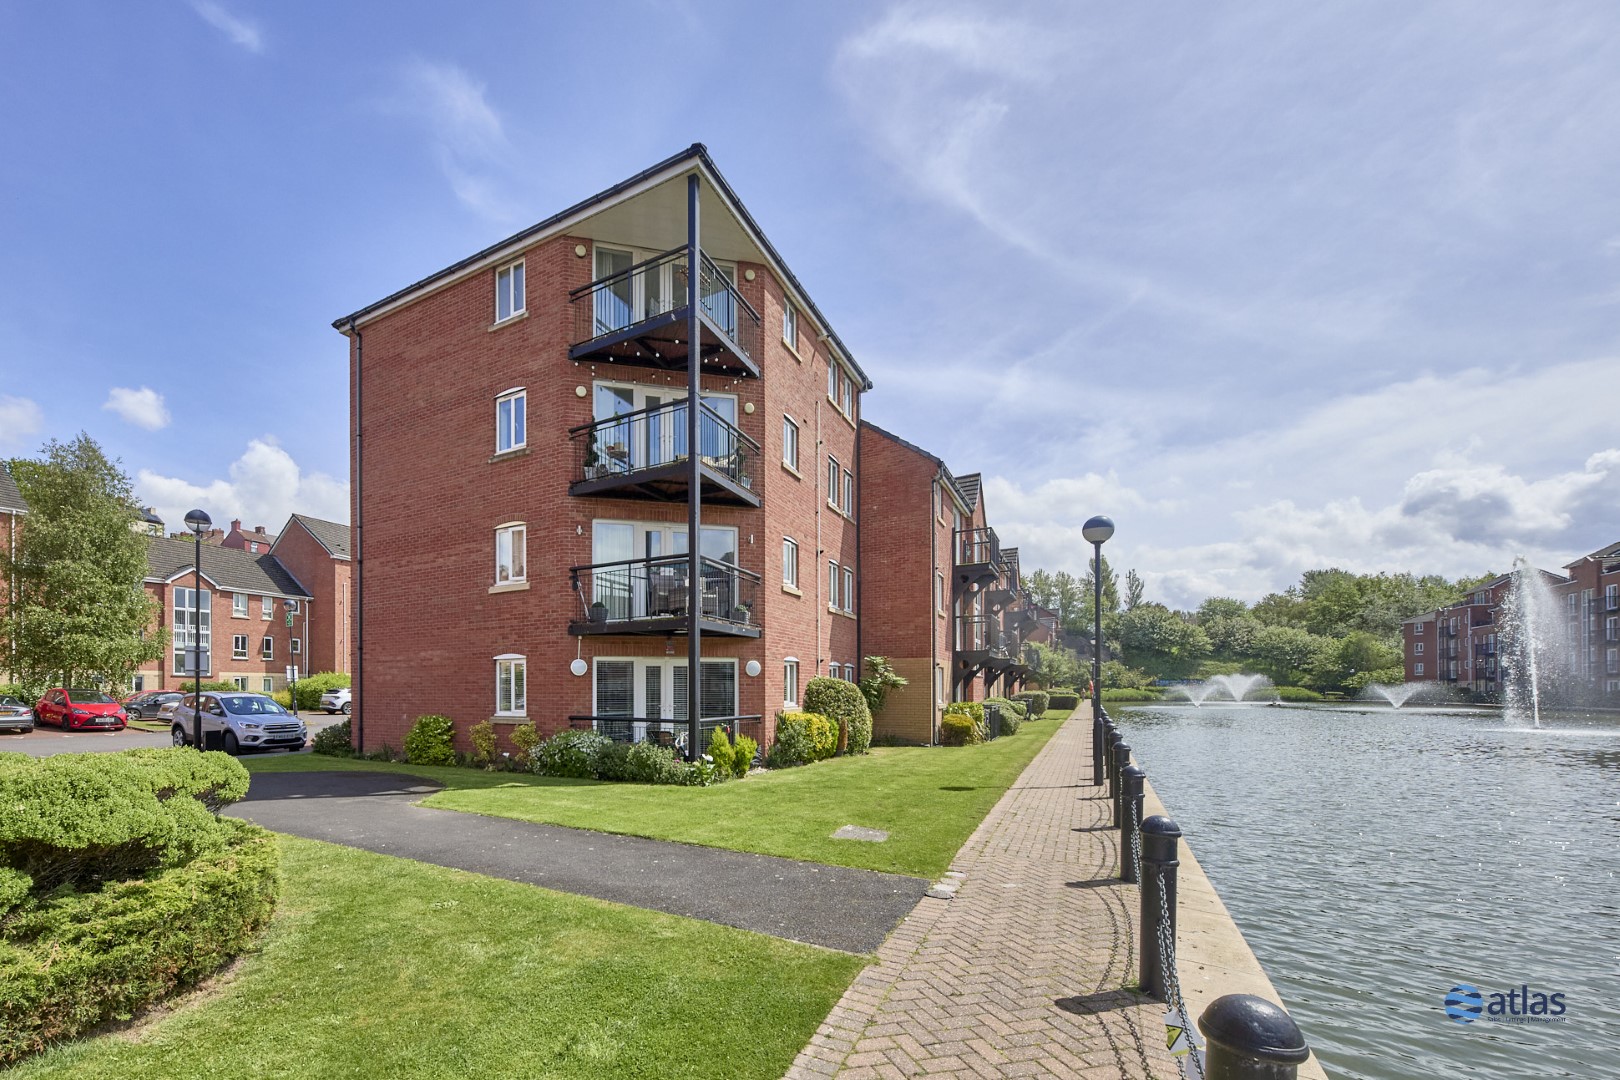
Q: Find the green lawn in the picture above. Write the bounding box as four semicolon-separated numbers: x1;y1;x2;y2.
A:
12;836;864;1080
246;713;1070;878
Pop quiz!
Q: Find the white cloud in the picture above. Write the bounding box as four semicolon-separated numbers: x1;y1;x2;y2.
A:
136;437;347;537
395;60;516;220
189;1;264;53
0;395;44;452
102;386;171;431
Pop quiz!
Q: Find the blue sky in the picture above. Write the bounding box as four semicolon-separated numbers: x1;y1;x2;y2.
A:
3;1;1618;605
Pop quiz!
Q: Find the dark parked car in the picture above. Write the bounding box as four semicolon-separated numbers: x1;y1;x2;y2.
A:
0;695;33;734
123;690;184;719
33;688;128;731
170;692;307;755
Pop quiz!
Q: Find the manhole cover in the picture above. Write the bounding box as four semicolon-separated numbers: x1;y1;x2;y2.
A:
831;825;889;843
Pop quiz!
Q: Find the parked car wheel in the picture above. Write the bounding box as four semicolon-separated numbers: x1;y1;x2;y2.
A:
172;725;188;747
224;731;240;756
341;702;351;715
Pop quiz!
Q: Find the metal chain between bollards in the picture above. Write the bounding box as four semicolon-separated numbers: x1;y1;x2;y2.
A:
1154;866;1206;1080
1130;817;1142;887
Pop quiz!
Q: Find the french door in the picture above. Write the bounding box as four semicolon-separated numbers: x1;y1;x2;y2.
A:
594;658;738;745
592;382;737;473
591;521;738;619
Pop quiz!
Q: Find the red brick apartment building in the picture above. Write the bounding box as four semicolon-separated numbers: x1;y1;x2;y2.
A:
222;519;277;554
1401;543;1620;701
333;145;1043;755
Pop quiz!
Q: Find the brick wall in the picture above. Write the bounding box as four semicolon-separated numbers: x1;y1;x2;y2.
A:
136;580;305;694
271;521;351;676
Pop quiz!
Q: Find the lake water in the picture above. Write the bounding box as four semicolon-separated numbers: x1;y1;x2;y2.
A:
1115;702;1619;1080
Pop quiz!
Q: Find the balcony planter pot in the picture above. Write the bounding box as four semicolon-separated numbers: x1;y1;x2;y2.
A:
731;605;751;625
589;602;609;625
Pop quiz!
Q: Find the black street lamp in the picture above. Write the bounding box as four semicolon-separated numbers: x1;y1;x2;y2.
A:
184;508;211;751
1082;515;1114;785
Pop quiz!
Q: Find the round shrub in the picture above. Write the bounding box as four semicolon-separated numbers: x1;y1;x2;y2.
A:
531;729;610;779
731;735;757;777
0;749;277;1065
403;714;456;766
508;721;541;768
1046;691;1080;711
768;711;835;768
940;714;980;746
706;727;735;776
1013;690;1050;717
310;718;353;756
283;671;350;713
621;741;684;784
803;677;874;756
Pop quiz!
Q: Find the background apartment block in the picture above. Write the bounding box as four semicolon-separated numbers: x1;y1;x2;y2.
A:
335;145;873;754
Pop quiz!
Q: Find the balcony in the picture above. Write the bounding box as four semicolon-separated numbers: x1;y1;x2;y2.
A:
954;527;1005;596
1439;623;1458;637
569;248;761;378
569;400;761;507
955;614;1011;664
569;555;762;638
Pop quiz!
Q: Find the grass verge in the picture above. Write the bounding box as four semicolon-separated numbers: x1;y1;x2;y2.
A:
9;835;863;1080
246;714;1068;878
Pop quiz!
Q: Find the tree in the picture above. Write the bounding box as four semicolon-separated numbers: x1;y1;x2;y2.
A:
1025;640;1084;689
4;435;163;691
1247;624;1333;686
1078;554;1119;629
1116;603;1210;680
1197;596;1248;622
1124;569;1145;611
858;655;908;715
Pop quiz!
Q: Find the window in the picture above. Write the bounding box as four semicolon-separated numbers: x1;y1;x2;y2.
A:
842;566;855;613
248;542;260;553
232;592;248;617
261;595;273;620
1415;623;1424;635
1415;642;1424;655
495;655;527;717
496;389;526;453
782;302;797;349
232;634;249;660
828;560;838;606
172;587;211;676
232;676;249;691
784;659;799;708
783;538;799;588
827;456;839;509
783;416;800;471
133;675;145;692
496;259;525;322
843;469;854;516
261;636;274;660
593;658;736;728
936;571;946;612
1415;663;1425;676
262;677;273;694
827;362;836;401
291;637;301;655
841;372;853;417
495;523;527;584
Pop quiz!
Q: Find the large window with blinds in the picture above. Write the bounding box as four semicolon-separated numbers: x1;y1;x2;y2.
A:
593;658;737;725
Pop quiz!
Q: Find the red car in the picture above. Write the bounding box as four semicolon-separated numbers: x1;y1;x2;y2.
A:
34;687;128;731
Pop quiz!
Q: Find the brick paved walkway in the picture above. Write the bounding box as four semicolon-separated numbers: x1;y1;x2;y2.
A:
787;709;1180;1079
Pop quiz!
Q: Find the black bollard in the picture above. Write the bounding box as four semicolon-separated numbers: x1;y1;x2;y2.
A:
1092;711;1105;786
1120;764;1145;883
1107;729;1123;803
1112;741;1131;827
1139;815;1181;1001
1197;994;1310;1080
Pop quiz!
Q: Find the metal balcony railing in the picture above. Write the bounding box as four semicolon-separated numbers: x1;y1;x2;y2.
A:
570;554;762;633
957;526;1003;569
568;247;761;372
569;399;759;504
568;714;764;750
955;614;1011;659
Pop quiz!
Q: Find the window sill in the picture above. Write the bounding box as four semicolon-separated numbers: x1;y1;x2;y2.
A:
489;581;531;594
782;584;802;596
489;446;530;464
490;715;530;725
835;609;858;621
781;461;802;480
783;338;805;362
489;310;529;332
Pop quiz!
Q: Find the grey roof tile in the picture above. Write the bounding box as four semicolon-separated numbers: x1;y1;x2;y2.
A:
0;463;27;514
280;514;351;561
145;536;311;598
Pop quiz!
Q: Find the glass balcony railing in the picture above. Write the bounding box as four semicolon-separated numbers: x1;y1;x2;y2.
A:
569;554;762;635
569;399;759;505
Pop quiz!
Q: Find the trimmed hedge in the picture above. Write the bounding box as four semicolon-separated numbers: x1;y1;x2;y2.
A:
1047;691;1080;710
1101;689;1161;702
769;711;836;768
531;729;611;779
1274;686;1325;702
940;714;980;746
528;730;725;786
803;677;873;755
404;714;456;766
1012;691;1049;717
942;702;988;744
0;749;277;1065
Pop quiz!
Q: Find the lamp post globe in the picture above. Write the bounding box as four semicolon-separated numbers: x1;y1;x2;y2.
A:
1081;516;1115;545
184;510;211;750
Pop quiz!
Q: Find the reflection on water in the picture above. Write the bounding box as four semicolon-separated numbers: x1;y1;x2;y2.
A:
1118;703;1620;1080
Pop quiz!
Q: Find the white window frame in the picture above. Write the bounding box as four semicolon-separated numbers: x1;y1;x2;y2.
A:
495;522;527;584
262;677;274;694
232;634;249;660
1415;663;1424;676
261;636;274;660
936;571;946;613
782;416;799;471
591;657;738;729
827;456;839;510
784;658;800;709
843;469;854;516
827;362;836;401
783;537;799;589
495;654;527;717
496;388;526;454
232;676;249;691
842;566;855;613
782;302;797;350
261;595;273;620
291;637;301;655
1415;642;1424;655
1415;623;1424;634
173;587;211;676
841;372;853;417
232;592;248;618
828;560;838;606
496;259;526;323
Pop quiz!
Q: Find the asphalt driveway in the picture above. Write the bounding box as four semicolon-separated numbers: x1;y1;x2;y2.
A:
228;770;929;954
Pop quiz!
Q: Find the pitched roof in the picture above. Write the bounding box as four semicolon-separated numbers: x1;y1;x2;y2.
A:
278;514;351;561
860;421;972;510
331;143;873;390
140;507;163;525
0;463;27;514
145;536;311;598
955;473;982;511
1567;540;1620;568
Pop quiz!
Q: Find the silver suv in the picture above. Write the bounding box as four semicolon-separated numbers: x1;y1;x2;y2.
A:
319;687;352;714
170;692;307;754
